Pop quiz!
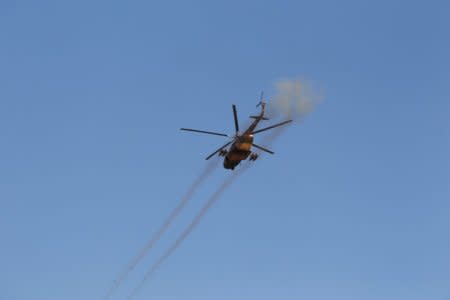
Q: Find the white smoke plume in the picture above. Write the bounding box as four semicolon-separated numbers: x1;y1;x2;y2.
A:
267;78;323;120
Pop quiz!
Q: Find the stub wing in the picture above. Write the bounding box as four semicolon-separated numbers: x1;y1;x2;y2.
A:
205;141;232;160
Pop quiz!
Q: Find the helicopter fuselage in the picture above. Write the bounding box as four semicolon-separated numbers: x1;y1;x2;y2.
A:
222;134;254;169
221;104;266;169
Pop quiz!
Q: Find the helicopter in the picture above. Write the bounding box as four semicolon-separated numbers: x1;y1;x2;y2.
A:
181;94;292;170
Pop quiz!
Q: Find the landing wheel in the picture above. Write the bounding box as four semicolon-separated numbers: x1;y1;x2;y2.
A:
249;153;258;161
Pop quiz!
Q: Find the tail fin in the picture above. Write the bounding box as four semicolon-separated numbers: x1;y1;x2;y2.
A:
256;91;266;108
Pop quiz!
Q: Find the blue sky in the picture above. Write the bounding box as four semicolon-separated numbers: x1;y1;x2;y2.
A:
1;1;449;299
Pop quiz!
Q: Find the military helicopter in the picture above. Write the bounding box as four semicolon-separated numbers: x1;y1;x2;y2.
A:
181;94;292;170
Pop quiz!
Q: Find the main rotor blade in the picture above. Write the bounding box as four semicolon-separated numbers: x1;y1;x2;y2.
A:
180;128;228;137
232;105;239;133
205;141;232;160
251;119;293;134
252;143;274;154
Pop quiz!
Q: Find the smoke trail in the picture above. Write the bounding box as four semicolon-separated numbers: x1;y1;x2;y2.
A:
126;164;251;300
103;159;219;300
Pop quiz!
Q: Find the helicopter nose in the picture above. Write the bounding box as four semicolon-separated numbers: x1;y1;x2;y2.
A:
223;157;233;169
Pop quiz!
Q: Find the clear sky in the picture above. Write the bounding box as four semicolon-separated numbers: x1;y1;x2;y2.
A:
1;1;449;299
